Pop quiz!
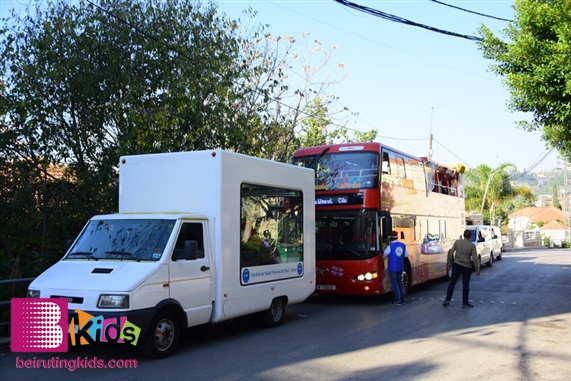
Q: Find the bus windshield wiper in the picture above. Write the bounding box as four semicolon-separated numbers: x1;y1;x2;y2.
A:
306;147;330;169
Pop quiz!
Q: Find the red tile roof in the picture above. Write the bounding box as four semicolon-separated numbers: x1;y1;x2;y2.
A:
509;206;565;223
539;221;569;231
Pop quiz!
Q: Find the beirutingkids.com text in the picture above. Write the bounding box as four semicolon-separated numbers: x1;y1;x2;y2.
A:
16;356;138;371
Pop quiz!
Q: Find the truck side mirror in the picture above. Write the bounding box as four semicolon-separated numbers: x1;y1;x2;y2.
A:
173;240;198;261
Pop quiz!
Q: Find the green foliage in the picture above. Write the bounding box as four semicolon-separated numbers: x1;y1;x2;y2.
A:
500;185;536;220
241;240;262;252
0;0;358;282
2;0;251;279
541;234;551;248
464;163;522;224
292;97;377;157
478;0;571;159
552;184;562;209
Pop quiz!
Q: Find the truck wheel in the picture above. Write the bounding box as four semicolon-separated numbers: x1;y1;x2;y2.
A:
141;309;180;359
260;297;285;328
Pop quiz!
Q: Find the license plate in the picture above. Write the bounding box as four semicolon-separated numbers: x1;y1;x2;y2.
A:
316;285;336;290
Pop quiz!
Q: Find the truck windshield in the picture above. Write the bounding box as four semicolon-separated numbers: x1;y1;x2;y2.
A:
65;218;175;261
315;210;379;260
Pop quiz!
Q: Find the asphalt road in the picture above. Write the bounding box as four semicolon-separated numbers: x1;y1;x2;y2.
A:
2;248;570;381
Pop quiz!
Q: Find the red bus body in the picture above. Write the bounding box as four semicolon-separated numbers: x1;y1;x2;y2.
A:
291;142;465;296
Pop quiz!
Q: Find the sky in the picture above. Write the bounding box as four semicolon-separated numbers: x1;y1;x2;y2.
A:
0;0;561;172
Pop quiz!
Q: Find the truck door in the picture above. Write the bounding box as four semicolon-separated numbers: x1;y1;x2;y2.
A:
169;221;213;327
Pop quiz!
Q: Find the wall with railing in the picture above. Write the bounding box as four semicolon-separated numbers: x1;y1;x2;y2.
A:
0;277;35;339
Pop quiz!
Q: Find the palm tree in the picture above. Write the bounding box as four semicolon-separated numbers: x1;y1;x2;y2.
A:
500;186;536;215
465;163;517;224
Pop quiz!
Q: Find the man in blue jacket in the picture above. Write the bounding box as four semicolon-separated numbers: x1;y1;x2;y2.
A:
384;230;409;305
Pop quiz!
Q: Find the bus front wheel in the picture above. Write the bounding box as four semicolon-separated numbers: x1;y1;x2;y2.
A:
402;265;412;297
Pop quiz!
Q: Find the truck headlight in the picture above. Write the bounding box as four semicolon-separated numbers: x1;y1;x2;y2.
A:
97;294;129;309
27;290;40;298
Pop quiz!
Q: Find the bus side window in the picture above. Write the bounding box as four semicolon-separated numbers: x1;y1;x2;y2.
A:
382;152;390;174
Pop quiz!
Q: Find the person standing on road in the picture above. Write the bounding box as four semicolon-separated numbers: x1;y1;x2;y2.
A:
443;229;480;308
384;230;409;305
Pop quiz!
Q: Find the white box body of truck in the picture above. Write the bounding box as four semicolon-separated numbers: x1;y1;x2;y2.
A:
27;150;315;358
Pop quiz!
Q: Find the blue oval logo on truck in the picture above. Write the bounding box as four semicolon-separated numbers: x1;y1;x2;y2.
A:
242;268;250;283
297;262;303;275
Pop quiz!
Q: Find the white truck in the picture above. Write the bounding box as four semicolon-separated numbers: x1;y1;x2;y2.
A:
27;150;316;358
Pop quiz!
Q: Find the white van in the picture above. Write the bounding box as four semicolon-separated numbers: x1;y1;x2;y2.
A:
465;225;493;268
488;225;504;260
27;150;316;358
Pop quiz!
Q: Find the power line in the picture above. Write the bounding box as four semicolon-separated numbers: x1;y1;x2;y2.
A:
429;0;513;23
82;0;502;169
333;0;483;41
83;0;436;146
508;148;555;180
432;137;472;168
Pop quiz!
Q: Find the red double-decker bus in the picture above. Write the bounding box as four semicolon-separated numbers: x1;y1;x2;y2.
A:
291;142;465;296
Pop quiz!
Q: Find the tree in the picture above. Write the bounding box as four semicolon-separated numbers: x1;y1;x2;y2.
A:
0;0;257;276
552;184;561;209
478;0;571;159
496;185;535;227
465;163;517;224
238;30;376;162
293;96;377;155
0;0;367;282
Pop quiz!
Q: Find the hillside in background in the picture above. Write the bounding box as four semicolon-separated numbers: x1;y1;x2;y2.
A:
509;168;568;198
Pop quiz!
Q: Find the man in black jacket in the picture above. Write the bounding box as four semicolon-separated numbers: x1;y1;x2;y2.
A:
442;229;480;308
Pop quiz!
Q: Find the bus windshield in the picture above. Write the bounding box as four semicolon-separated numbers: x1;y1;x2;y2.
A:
316;210;379;261
292;151;379;191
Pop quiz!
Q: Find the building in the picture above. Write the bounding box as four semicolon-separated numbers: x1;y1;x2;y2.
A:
508;206;571;248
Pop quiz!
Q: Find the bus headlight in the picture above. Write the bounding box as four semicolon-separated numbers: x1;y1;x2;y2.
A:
27;290;40;298
97;294;129;309
354;272;378;281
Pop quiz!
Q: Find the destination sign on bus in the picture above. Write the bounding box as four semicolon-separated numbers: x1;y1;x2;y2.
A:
315;194;364;206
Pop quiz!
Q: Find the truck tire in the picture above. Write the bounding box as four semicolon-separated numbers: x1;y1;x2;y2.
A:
141;309;180;359
259;297;285;328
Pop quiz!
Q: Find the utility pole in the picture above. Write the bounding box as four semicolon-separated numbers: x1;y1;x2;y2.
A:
481;168;499;218
565;159;568;232
557;156;568;241
427;104;433;162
